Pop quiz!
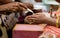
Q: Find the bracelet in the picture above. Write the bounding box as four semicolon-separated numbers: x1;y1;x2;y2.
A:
56;15;59;28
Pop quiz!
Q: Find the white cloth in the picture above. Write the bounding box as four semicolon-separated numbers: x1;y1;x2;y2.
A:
42;0;59;5
20;0;48;12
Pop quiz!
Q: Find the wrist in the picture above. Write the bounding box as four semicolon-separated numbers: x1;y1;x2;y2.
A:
0;5;8;12
45;17;56;26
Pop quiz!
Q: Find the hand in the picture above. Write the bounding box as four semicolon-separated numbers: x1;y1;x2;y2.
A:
2;2;27;12
23;3;33;10
25;13;49;24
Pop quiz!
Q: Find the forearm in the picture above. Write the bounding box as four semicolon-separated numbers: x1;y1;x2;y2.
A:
46;18;56;26
46;17;60;27
0;0;13;12
0;0;12;4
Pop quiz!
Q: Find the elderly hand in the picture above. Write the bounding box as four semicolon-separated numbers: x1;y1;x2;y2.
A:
24;13;50;24
0;2;27;12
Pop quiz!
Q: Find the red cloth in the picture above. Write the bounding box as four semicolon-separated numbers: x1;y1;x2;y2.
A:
13;31;42;38
44;26;60;38
12;24;44;38
12;24;60;38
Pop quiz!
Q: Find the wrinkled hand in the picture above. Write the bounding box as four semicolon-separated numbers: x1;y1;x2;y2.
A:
25;13;49;24
2;2;27;12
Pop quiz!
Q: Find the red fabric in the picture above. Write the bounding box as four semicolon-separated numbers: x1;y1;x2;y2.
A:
12;24;44;38
12;31;42;38
12;24;60;38
44;26;60;38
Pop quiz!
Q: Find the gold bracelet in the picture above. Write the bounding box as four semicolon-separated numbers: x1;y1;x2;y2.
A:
56;15;59;28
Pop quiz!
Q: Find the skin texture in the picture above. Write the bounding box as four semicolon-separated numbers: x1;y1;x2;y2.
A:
0;0;27;13
25;13;60;27
0;0;12;4
0;0;34;13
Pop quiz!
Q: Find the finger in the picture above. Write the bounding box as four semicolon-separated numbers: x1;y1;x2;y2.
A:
27;18;38;23
25;18;36;23
36;13;41;15
10;7;18;12
19;3;27;9
28;18;36;20
18;6;23;11
26;16;37;18
25;16;36;20
18;6;27;12
14;2;27;11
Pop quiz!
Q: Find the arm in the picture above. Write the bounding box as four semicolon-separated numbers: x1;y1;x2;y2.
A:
0;2;27;14
0;0;12;4
45;18;56;26
0;0;12;12
45;17;60;27
0;5;8;12
25;13;60;27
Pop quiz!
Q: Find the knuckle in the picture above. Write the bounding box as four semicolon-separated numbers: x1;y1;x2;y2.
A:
15;2;19;6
